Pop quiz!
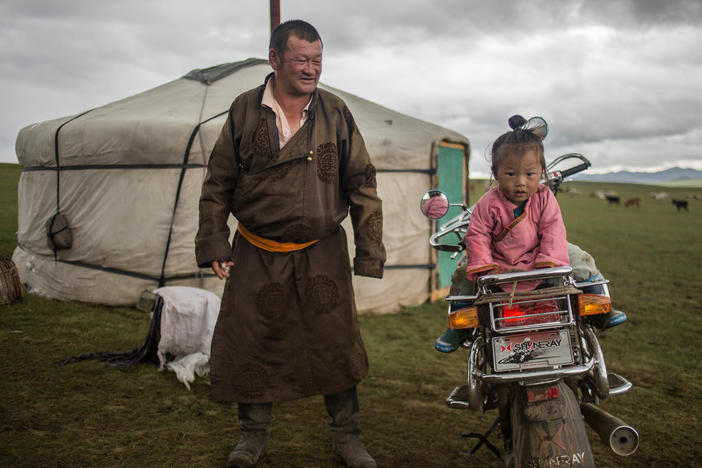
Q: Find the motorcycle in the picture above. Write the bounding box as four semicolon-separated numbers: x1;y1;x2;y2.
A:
421;153;638;467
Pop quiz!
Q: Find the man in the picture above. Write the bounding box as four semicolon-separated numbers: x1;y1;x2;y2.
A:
195;20;385;468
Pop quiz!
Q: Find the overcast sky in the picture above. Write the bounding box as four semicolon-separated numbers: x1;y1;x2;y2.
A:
1;0;701;176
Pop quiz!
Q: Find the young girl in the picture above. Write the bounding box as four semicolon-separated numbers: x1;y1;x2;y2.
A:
435;114;569;352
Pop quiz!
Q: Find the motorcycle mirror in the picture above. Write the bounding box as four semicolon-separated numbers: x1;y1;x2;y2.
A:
420;190;450;219
521;116;548;139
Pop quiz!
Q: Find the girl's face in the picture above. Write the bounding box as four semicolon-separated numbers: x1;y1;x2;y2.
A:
493;149;543;205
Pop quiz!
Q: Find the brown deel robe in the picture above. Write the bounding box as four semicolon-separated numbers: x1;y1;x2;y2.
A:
195;75;386;402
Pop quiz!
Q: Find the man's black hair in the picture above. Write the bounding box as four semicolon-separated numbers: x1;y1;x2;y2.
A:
269;19;323;56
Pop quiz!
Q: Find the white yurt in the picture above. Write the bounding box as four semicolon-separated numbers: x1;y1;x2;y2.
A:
13;58;470;313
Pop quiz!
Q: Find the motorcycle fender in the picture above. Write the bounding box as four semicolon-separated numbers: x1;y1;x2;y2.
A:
524;398;565;422
522;383;566;422
511;382;595;468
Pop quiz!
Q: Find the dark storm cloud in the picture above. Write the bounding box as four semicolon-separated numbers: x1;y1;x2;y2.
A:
306;0;702;173
1;0;700;173
586;0;702;27
290;0;702;51
0;0;269;163
1;0;266;79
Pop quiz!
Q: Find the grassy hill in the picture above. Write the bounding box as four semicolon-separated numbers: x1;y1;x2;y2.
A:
660;177;702;188
1;165;701;467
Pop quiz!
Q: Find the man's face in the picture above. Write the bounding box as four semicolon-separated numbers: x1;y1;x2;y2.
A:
270;35;323;97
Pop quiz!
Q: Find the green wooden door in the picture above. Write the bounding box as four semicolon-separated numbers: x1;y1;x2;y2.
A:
435;142;468;290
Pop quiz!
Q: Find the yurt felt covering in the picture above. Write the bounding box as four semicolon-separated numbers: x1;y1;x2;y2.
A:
13;58;470;313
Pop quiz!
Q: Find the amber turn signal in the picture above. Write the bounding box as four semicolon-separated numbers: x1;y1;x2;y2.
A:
449;306;479;329
578;294;611;316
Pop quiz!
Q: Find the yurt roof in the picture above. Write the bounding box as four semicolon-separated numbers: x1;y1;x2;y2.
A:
16;58;469;171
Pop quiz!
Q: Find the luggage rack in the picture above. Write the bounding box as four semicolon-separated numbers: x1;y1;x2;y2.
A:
490;295;574;334
459;267;577;334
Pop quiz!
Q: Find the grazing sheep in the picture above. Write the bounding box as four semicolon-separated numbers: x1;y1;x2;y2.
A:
650;192;669;200
624;198;641;208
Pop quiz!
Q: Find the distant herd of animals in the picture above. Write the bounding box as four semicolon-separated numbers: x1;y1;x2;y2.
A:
471;183;698;212
560;187;699;212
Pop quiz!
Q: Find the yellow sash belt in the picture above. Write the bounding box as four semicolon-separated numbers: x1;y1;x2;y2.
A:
237;223;318;252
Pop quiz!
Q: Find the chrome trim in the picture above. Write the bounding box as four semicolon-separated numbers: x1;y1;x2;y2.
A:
445;386;471;410
574;279;609;288
429;204;474;252
581;402;639;456
584;326;609;399
475;358;595;384
608;372;633;396
467;337;485;412
477;266;573;287
489;296;574;334
491;316;575;335
546;152;591;172
446;295;478;302
609;425;639;456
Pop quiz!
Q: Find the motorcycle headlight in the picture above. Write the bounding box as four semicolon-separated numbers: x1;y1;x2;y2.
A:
578;294;611;316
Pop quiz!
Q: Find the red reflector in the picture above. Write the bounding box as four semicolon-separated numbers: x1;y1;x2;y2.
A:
526;386;559;402
499;300;560;327
503;305;522;323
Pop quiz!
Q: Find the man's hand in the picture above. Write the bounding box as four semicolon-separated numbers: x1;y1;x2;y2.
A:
211;260;234;279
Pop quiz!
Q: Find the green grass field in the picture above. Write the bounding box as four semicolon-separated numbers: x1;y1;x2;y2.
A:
661;177;702;188
1;163;701;467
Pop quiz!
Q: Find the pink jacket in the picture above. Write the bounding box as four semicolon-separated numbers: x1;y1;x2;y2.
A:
465;185;569;289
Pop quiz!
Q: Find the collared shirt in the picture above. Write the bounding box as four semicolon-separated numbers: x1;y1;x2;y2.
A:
262;78;312;148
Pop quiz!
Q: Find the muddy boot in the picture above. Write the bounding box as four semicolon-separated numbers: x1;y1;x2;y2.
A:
227;402;272;468
324;387;376;468
602;309;627;328
587;309;628;329
435;327;472;353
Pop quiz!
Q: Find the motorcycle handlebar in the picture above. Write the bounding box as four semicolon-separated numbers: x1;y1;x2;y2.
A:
429;207;472;252
559;162;591;179
426;153;591;252
546;153;591;182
